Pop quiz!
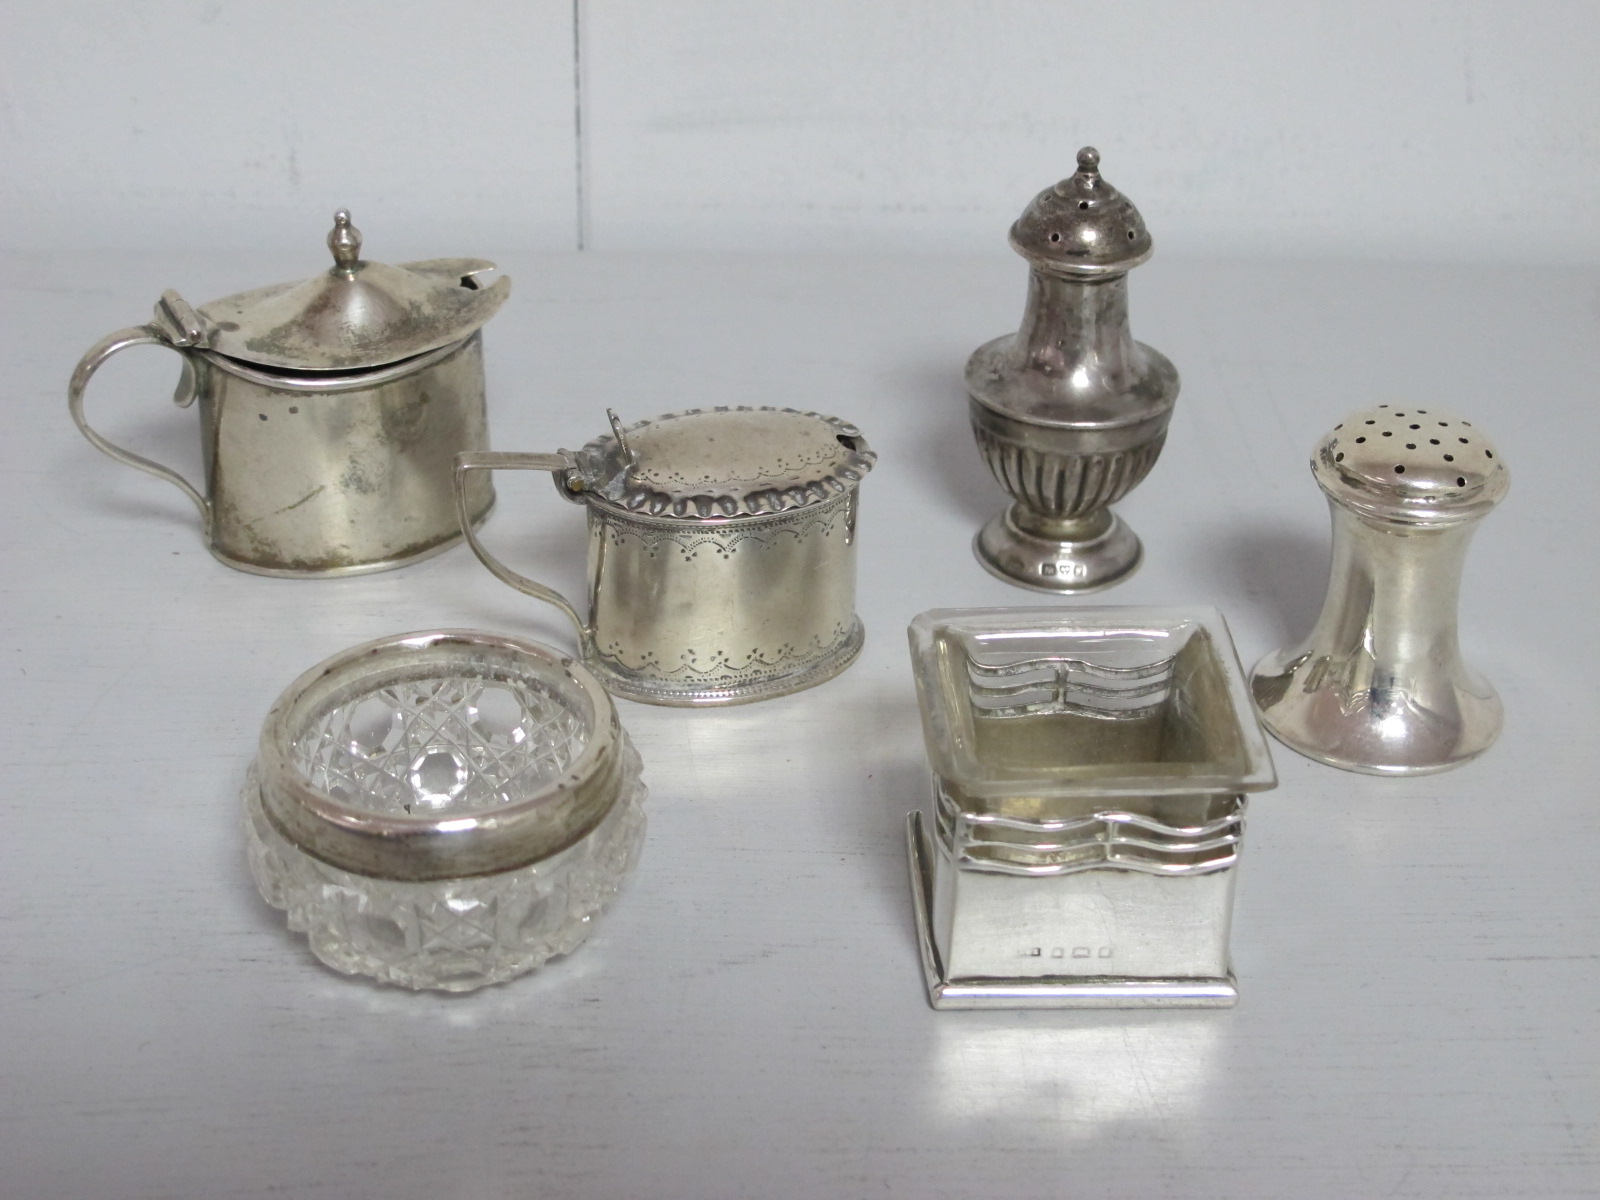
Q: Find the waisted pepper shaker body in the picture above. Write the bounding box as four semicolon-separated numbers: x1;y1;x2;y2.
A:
1251;404;1508;775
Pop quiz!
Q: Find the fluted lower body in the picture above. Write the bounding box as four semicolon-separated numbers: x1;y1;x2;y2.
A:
972;423;1166;519
968;401;1168;593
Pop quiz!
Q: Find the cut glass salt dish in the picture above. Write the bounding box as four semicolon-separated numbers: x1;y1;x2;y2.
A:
245;630;647;992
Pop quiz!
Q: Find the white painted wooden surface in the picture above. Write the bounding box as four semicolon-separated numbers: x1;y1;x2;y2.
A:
5;2;1598;260
2;246;1595;1198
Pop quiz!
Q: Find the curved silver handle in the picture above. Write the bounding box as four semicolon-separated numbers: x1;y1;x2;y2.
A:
68;325;209;526
455;451;591;644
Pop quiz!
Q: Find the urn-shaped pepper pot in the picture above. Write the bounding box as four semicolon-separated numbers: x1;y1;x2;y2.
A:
966;147;1177;592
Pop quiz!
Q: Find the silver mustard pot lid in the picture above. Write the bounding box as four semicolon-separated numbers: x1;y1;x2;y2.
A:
567;407;876;519
157;210;511;371
1009;147;1152;276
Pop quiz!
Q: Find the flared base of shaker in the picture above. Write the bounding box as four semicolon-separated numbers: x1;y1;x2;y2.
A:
1249;648;1504;776
973;504;1141;593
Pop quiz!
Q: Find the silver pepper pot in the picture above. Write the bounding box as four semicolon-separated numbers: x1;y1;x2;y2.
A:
1251;404;1509;774
966;147;1177;592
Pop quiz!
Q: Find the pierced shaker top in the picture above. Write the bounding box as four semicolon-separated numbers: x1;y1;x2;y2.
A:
1008;147;1153;275
568;407;876;519
1314;404;1508;526
189;210;511;371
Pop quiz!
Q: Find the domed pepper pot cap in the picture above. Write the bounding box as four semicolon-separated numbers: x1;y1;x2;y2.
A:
1009;147;1153;276
191;210;511;371
1314;403;1508;527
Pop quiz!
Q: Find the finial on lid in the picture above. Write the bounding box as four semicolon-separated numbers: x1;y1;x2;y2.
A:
1006;145;1151;273
328;210;362;271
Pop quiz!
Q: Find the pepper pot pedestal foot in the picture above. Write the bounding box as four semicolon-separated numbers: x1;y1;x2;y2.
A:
973;504;1142;593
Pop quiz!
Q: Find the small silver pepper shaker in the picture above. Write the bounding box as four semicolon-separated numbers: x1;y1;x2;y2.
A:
1251;404;1509;775
966;146;1178;592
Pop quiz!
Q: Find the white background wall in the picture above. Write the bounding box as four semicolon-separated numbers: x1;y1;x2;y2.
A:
3;1;1598;259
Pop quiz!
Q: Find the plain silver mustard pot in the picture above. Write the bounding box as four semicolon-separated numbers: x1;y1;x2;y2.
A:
456;406;876;707
69;211;509;577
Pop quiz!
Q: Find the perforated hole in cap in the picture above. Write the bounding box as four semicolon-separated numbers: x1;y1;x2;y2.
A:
1318;403;1505;510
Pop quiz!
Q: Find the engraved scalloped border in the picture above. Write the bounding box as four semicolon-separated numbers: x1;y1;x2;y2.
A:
592;494;853;560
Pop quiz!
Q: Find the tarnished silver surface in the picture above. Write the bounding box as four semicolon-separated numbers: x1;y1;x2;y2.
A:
457;407;876;707
1251;404;1509;775
197;211;509;371
906;607;1276;1009
966;147;1177;592
67;211;504;575
255;629;629;881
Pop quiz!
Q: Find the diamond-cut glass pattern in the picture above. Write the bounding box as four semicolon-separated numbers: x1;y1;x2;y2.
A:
245;736;646;992
291;675;590;817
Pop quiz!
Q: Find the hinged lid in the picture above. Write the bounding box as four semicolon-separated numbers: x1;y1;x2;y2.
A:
569;407;876;519
177;210;511;371
1009;147;1153;276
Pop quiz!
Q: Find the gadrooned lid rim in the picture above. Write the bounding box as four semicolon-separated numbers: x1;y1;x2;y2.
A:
576;406;877;520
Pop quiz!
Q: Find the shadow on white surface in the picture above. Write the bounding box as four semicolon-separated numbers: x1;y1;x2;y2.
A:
898;359;1003;525
1186;523;1330;649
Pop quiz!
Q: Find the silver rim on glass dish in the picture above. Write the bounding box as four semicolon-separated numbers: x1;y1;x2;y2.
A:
246;629;646;991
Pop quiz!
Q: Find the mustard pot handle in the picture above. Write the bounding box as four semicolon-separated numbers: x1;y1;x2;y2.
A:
67;290;210;526
454;451;591;644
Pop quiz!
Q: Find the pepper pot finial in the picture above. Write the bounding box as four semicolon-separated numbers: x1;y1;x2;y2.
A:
328;209;362;270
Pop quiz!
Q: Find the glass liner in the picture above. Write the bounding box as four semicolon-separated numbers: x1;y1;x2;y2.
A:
909;606;1276;809
904;606;1277;1009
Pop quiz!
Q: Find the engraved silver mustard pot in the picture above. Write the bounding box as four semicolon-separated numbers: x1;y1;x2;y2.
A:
1251;404;1509;774
456;407;877;707
69;211;509;576
967;147;1178;592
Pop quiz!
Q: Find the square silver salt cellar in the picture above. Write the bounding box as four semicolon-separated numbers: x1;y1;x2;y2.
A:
906;607;1276;1009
